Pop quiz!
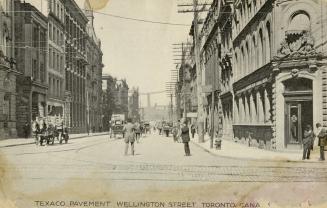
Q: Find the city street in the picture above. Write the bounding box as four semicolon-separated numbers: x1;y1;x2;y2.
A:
1;133;327;208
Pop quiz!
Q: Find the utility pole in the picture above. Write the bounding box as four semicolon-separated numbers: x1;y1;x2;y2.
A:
210;55;216;148
192;0;205;143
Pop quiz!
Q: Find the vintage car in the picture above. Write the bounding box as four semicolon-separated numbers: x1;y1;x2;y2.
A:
110;120;125;138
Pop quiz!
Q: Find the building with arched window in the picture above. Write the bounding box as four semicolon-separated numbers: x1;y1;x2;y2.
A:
230;0;327;150
198;0;327;151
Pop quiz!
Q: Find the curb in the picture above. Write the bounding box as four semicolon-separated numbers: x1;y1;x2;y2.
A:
190;139;323;163
0;132;110;148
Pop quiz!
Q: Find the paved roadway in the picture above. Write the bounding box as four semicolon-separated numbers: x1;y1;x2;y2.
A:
0;133;327;208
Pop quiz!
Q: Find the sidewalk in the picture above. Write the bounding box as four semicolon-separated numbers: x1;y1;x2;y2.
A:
191;134;323;162
0;132;109;148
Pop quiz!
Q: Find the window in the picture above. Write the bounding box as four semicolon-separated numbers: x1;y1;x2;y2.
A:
53;51;56;69
49;77;52;94
49;48;52;67
40;63;45;83
57;54;59;70
49;23;52;41
289;11;311;32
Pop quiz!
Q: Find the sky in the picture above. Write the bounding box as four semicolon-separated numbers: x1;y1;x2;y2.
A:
25;0;194;107
90;0;193;107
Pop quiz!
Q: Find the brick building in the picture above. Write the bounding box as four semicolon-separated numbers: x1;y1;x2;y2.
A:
65;0;88;133
0;0;18;138
14;1;48;137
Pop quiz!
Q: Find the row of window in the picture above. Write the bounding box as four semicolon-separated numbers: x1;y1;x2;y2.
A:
233;0;267;37
66;13;86;52
49;23;64;46
49;46;64;72
48;75;63;98
233;21;271;81
49;0;65;23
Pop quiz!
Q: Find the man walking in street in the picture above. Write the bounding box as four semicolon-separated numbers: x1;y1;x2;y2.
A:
181;119;191;156
123;118;136;156
302;125;314;160
316;123;326;161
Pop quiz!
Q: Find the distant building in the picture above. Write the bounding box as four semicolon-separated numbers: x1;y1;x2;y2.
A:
0;0;18;138
102;75;129;124
128;87;139;121
14;1;48;137
115;80;129;119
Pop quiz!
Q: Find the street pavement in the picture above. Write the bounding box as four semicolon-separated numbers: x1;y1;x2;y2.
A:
0;132;327;208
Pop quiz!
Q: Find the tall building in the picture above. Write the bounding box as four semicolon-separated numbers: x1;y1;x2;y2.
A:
0;0;18;138
65;0;88;133
14;1;48;137
47;0;66;119
85;0;104;132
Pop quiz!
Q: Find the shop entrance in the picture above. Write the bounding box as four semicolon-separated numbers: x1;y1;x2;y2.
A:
283;78;313;148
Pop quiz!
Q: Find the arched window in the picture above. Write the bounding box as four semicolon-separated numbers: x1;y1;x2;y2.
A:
288;11;311;32
241;47;245;78
258;29;264;67
265;22;271;63
246;42;250;74
252;36;256;69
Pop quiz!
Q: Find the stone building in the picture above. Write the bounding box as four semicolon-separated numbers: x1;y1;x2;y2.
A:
14;1;48;137
0;0;18;138
65;0;88;133
196;0;327;150
47;0;66;119
230;0;327;150
85;1;104;132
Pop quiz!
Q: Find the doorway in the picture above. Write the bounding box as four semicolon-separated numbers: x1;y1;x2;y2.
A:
285;100;313;147
283;78;313;148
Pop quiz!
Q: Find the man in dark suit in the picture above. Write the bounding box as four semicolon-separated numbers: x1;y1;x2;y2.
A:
316;123;326;161
181;120;191;156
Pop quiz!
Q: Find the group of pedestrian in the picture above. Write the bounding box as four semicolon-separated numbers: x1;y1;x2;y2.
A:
302;123;326;161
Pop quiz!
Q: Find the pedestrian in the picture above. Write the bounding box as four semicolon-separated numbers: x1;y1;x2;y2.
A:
172;125;178;142
181;120;191;156
316;123;326;161
190;123;196;139
123;118;136;156
23;122;30;138
135;121;141;143
302;125;314;160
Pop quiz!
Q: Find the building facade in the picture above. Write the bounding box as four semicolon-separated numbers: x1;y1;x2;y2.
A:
194;0;327;150
230;0;327;150
47;0;66;119
0;0;18;138
65;0;88;133
14;1;48;137
85;2;104;133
